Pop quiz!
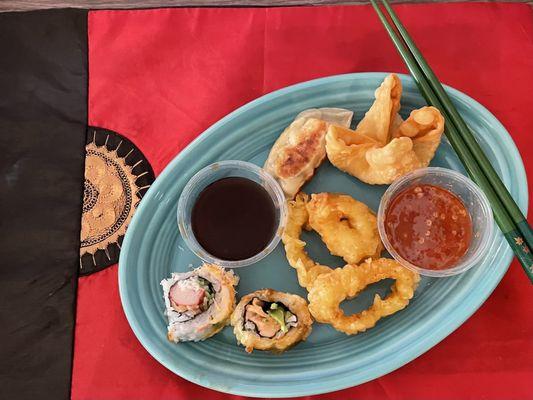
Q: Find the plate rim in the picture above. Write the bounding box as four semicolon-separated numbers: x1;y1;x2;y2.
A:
119;72;529;397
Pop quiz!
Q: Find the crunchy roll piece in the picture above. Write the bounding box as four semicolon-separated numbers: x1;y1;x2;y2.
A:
231;289;313;353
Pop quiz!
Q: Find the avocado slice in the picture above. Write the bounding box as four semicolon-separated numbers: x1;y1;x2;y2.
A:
267;304;288;333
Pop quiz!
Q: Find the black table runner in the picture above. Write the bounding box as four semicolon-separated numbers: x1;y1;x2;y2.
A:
0;9;88;400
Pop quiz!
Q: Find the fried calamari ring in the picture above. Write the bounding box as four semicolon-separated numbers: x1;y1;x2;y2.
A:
308;258;420;335
306;193;383;265
282;192;383;288
281;193;332;289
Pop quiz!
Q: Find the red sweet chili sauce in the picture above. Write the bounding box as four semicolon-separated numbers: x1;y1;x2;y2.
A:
384;184;473;270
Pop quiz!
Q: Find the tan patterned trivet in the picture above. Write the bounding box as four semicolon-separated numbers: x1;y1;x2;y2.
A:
80;127;154;275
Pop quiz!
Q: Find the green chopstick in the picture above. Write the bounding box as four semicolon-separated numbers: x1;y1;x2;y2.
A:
370;0;533;283
379;0;533;253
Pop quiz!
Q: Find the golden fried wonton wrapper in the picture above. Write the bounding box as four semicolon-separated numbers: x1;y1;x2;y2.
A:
326;74;444;185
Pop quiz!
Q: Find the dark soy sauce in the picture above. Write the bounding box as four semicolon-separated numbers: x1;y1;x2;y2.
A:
191;177;277;261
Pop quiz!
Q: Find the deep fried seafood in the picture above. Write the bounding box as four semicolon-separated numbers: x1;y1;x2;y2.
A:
307;258;420;335
326;74;444;184
306;193;383;265
231;289;313;353
281;192;382;288
281;193;332;289
265;108;353;198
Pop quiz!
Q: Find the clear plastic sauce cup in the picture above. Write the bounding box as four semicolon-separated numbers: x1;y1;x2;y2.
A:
177;160;287;268
377;167;494;277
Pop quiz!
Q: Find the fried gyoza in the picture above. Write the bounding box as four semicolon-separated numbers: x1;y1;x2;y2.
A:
326;74;444;185
307;193;383;265
265;108;353;198
281;193;333;289
307;258;420;335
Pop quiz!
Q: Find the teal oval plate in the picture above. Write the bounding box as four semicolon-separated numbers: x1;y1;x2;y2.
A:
119;73;528;397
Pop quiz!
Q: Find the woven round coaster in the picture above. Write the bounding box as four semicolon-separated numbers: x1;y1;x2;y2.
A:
80;127;155;275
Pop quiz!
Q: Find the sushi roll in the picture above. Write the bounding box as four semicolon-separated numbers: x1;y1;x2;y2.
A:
231;289;313;353
161;263;238;342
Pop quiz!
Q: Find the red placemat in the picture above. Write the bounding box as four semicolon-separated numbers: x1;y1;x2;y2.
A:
72;4;533;399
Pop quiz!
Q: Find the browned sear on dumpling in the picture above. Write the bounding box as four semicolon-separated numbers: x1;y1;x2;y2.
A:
276;119;327;179
265;108;353;198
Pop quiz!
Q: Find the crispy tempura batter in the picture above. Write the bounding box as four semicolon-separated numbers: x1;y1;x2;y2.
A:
282;192;383;289
326;74;444;184
281;193;332;289
307;193;383;265
308;258;420;335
